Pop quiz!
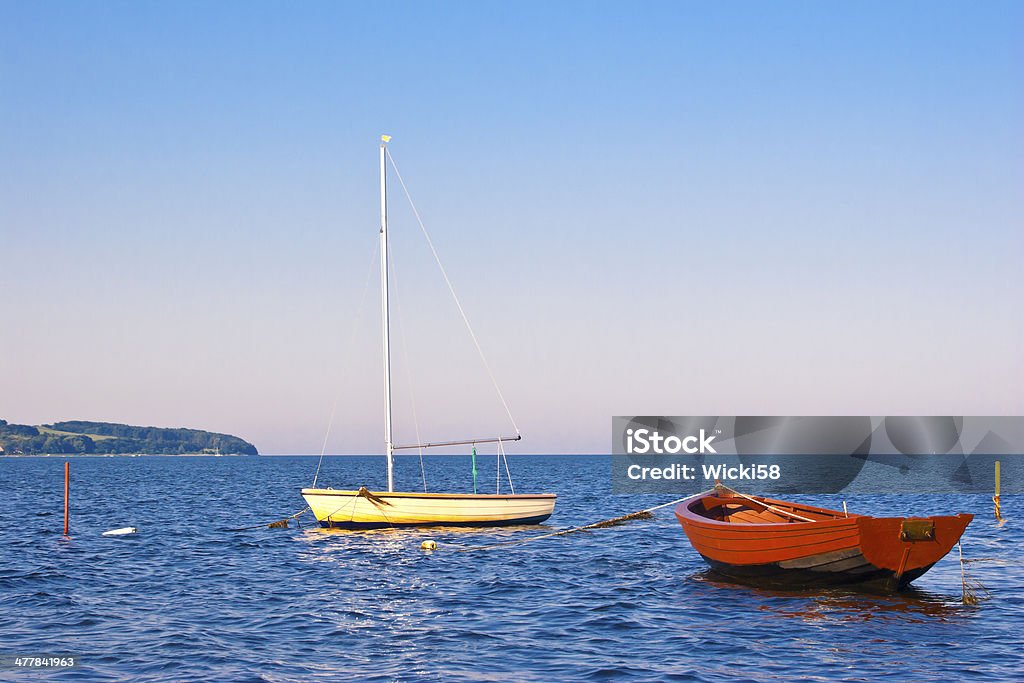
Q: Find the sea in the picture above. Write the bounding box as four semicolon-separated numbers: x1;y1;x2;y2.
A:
0;454;1020;682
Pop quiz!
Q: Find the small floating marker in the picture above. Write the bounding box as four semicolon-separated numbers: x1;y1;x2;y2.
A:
102;527;137;537
420;540;437;551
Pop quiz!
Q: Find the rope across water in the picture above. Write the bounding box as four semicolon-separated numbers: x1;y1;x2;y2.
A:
455;491;713;552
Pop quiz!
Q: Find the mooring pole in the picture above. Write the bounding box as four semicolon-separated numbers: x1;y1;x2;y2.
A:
63;461;70;536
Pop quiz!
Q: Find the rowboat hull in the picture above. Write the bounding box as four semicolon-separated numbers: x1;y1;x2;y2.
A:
675;490;972;590
301;488;557;529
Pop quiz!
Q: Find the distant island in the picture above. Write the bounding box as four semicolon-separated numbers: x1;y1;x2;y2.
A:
0;419;258;455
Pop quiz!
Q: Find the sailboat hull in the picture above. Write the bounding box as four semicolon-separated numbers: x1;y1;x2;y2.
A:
301;489;557;529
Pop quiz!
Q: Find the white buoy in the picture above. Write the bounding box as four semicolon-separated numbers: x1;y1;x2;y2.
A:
102;527;137;536
420;540;437;551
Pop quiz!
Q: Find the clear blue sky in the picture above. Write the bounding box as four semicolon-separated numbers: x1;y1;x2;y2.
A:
1;1;1021;454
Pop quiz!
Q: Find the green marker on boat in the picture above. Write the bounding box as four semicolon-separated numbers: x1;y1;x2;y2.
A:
471;445;478;494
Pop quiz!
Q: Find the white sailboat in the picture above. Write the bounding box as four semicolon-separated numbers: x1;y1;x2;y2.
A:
301;136;557;529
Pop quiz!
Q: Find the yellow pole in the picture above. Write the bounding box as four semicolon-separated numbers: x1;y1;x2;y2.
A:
994;460;1002;522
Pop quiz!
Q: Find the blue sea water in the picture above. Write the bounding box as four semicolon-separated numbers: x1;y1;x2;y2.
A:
0;454;1020;682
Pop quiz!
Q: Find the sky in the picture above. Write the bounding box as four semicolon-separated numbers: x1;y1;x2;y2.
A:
1;1;1021;455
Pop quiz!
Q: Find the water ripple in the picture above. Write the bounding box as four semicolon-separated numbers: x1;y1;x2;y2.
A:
0;455;1020;681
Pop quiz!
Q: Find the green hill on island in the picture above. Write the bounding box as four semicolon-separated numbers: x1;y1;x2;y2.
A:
0;419;258;455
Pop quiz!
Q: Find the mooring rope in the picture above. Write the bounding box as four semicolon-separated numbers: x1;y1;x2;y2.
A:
455;491;711;552
228;506;311;532
314;487;400;529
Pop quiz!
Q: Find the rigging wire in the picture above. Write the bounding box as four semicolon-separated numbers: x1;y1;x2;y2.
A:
388;240;429;492
386;149;521;437
499;437;515;494
311;237;380;488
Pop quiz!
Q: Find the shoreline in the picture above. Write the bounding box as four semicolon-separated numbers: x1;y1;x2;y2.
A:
0;452;258;458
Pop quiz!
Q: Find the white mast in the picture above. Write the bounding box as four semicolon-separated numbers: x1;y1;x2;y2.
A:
380;135;394;492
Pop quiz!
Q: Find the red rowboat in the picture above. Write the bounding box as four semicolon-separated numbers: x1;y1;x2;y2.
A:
674;486;973;590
